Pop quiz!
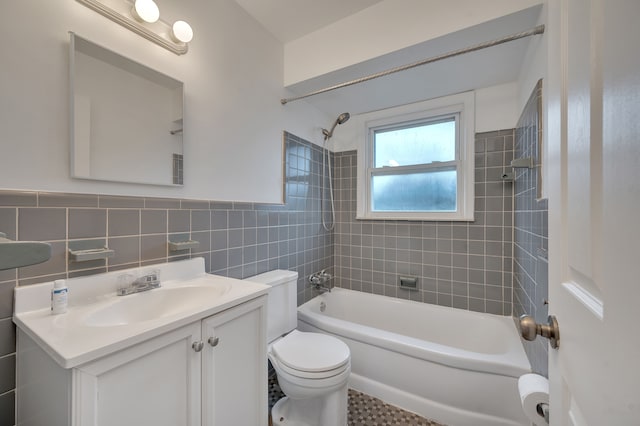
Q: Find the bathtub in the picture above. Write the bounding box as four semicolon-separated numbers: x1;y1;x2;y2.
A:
297;288;531;426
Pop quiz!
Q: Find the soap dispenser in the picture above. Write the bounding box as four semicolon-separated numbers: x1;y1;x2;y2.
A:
51;280;68;315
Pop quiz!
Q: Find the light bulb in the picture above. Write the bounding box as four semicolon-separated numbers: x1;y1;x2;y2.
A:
131;0;160;24
171;20;193;43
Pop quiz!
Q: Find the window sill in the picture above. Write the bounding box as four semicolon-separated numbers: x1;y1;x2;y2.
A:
355;213;475;222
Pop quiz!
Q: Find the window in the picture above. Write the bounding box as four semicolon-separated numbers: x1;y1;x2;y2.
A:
357;92;475;221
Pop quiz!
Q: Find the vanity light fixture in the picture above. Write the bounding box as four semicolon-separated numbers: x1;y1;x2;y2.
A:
75;0;193;55
131;0;159;23
171;20;194;43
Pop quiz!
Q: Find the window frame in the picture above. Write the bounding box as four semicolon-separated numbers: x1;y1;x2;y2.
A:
356;92;475;221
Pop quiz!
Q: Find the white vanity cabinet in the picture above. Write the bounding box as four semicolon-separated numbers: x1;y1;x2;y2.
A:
16;296;267;426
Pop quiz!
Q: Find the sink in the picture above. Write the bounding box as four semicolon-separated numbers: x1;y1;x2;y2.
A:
13;258;271;368
85;284;232;327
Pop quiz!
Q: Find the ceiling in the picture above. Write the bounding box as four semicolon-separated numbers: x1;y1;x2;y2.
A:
234;1;543;117
233;0;383;43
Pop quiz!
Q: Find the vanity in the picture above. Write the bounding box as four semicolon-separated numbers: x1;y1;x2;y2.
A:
13;258;269;426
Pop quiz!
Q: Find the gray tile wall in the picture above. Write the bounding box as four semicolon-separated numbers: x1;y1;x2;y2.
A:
513;79;549;377
0;132;331;426
332;130;516;315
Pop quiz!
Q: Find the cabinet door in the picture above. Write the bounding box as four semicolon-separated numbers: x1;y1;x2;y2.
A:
73;322;202;426
202;296;267;426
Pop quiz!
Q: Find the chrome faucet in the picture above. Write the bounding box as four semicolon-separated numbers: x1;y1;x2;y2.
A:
309;269;332;293
117;271;161;296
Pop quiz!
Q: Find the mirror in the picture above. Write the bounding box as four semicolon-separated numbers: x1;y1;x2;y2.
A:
70;33;184;186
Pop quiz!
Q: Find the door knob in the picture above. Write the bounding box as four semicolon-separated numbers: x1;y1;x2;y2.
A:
519;314;560;349
192;341;204;352
208;337;220;347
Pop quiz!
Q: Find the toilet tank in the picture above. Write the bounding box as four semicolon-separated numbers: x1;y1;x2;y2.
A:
243;270;298;344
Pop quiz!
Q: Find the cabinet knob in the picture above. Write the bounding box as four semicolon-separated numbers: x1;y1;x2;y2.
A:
192;341;204;352
208;337;220;347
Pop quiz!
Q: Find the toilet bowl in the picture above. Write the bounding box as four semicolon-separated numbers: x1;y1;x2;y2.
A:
270;330;350;396
269;330;350;426
243;270;351;426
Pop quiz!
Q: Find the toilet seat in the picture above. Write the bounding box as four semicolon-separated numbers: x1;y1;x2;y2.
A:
270;330;350;379
271;354;350;380
273;357;351;390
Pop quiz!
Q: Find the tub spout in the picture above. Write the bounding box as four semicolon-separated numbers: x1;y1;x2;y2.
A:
312;283;331;294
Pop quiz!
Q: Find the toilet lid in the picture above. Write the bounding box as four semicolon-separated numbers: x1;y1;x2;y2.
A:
272;330;350;373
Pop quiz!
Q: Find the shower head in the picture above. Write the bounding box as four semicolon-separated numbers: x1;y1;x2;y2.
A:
322;112;351;139
336;112;350;125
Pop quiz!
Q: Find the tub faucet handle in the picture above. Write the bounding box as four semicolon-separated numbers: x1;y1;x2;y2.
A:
309;274;321;285
309;271;332;293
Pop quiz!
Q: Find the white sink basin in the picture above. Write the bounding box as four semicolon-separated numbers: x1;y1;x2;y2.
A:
85;283;232;327
13;259;270;368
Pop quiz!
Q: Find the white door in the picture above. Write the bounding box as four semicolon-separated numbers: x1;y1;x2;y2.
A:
546;0;640;424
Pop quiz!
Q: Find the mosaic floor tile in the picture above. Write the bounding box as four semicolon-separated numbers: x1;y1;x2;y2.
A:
268;375;446;426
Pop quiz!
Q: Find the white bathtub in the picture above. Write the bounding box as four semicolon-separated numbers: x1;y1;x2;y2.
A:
297;288;531;426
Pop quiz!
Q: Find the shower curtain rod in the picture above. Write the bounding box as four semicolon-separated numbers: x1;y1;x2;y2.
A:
280;24;545;105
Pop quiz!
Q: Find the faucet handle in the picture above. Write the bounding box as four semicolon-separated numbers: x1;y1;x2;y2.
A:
117;273;135;292
308;274;321;285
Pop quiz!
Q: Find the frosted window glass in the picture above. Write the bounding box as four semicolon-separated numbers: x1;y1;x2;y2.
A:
371;170;457;212
374;119;455;168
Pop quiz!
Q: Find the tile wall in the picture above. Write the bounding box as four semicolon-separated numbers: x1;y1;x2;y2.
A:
513;80;549;377
0;132;332;426
332;130;516;315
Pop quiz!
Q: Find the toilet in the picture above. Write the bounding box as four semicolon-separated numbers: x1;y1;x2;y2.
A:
244;270;351;426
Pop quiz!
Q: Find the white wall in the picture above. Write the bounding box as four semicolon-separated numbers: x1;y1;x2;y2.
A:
516;3;547;113
476;83;519;132
330;82;519;152
0;0;534;202
0;0;325;203
284;0;542;86
516;2;547;198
